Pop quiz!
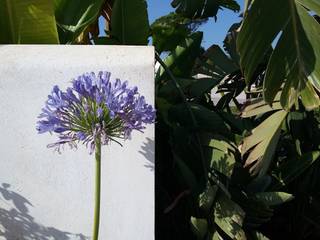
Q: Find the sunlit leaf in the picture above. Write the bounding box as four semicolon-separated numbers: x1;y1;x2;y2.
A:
54;0;105;43
241;95;282;118
255;192;294;206
238;0;320;110
212;231;224;240
214;193;246;240
190;217;208;239
206;136;238;178
157;32;203;80
0;0;59;43
242;110;288;176
199;184;218;213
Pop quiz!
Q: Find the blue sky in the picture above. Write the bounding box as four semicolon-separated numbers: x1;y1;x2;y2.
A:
146;0;243;49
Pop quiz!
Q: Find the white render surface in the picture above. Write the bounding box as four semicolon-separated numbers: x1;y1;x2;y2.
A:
0;45;155;240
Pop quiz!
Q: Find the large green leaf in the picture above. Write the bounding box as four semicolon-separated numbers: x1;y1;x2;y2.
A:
210;147;236;178
188;77;222;98
251;231;270;240
198;184;218;213
151;12;204;53
190;217;208;239
54;0;105;43
238;195;274;228
157;32;203;80
242;110;288;176
156;97;173;126
223;22;241;65
238;0;320;110
241;101;282;118
255;192;294;206
151;13;190;53
271;151;320;189
214;193;246;240
0;0;59;43
218;110;253;134
241;94;282;118
206;136;238;178
211;231;224;240
168;103;230;135
171;0;240;19
194;44;238;78
110;0;149;45
158;77;195;101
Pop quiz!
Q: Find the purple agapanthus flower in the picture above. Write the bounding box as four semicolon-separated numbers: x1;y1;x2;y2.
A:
37;71;155;153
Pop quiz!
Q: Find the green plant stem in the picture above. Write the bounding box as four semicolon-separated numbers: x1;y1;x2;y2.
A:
93;136;101;240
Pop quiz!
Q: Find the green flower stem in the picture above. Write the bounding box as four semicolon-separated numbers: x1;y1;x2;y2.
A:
93;136;101;240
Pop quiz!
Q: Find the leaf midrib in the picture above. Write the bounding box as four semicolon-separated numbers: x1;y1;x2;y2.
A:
289;0;305;79
6;0;15;42
121;0;125;43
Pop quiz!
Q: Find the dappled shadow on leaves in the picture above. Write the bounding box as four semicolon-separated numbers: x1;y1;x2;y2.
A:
139;137;155;171
0;183;88;240
211;152;235;178
214;192;245;240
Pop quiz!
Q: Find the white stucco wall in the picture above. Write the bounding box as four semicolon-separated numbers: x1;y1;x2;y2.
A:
0;45;154;240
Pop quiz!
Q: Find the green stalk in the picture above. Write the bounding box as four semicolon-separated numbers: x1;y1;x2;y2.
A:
93;136;101;240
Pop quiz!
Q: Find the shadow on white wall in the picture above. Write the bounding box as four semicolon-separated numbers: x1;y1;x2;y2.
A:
0;183;88;240
139;137;155;172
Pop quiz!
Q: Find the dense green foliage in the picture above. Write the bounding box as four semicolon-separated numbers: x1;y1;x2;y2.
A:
1;0;320;239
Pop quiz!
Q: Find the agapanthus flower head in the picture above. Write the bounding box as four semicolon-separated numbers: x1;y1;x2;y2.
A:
37;71;155;153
